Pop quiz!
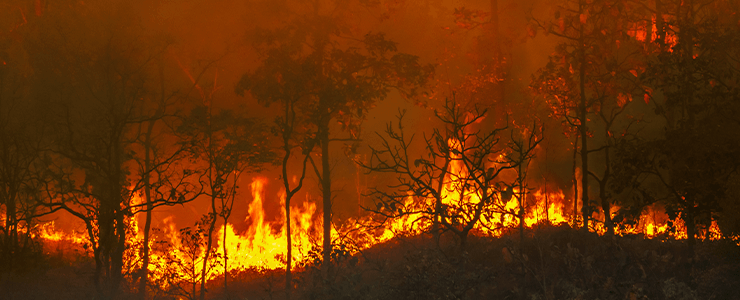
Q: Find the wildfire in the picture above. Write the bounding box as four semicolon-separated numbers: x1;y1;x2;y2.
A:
214;177;318;271
33;166;735;290
35;221;89;249
526;189;568;227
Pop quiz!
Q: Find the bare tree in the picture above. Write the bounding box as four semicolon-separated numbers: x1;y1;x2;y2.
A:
0;31;46;271
362;98;520;248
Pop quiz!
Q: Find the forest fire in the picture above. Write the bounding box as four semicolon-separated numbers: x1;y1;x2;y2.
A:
34;169;727;281
3;0;740;299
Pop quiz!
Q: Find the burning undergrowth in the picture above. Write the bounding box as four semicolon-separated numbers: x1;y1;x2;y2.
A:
2;1;740;299
17;221;740;300
19;173;735;299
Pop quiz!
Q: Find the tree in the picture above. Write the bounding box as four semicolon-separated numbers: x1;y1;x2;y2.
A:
132;56;204;299
0;34;45;272
177;100;274;300
235;26;313;298
154;215;222;300
237;4;433;274
505;122;544;243
362;98;519;248
641;0;740;257
531;0;648;232
530;0;598;231
26;3;197;296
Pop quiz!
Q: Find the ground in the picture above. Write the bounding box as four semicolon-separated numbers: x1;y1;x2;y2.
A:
2;224;739;300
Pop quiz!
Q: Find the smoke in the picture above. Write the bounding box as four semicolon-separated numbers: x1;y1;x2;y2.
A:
4;0;637;233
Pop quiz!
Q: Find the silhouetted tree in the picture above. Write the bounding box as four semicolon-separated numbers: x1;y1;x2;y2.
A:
131;56;204;299
177;101;273;300
235;28;314;298
531;0;649;233
362;98;518;248
505;123;543;243
26;3;196;296
0;32;45;271
237;4;433;274
641;0;740;258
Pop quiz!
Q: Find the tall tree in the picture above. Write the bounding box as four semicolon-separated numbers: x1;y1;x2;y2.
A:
506;122;543;243
642;0;740;257
0;21;45;271
238;3;433;274
177;100;273;300
236;28;313;298
531;0;646;232
25;2;193;296
132;55;203;299
531;0;594;230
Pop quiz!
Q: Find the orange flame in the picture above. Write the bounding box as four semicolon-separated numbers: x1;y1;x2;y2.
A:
34;161;738;291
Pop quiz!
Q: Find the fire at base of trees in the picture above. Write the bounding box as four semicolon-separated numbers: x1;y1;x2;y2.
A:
1;0;740;299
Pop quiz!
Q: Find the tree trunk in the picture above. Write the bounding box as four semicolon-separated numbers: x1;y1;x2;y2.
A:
600;189;614;236
320;119;332;274
432;159;450;247
285;198;292;300
93;243;103;295
139;201;153;298
200;204;217;300
110;209;126;298
222;220;229;295
200;107;217;300
573;133;579;228
433;195;442;246
281;98;297;300
680;0;696;262
97;201;115;297
601;147;614;236
518;163;525;244
578;0;590;232
220;180;237;299
139;119;156;299
109;135;126;298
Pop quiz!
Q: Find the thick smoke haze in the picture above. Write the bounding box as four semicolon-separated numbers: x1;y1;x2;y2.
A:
6;0;574;231
0;0;693;233
3;2;740;298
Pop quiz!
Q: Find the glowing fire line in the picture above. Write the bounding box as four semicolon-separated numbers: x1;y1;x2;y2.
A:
35;171;733;289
